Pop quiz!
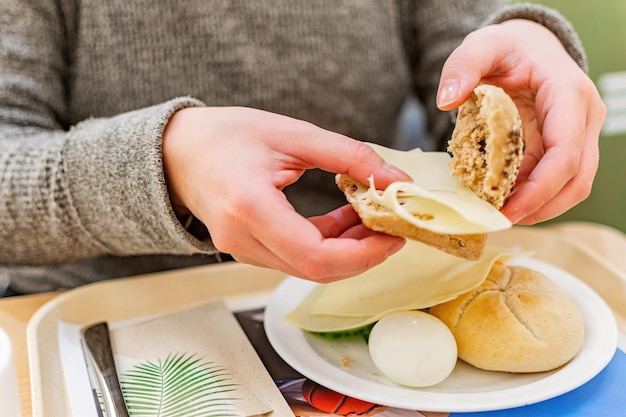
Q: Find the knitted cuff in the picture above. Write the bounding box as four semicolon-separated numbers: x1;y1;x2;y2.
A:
485;3;588;74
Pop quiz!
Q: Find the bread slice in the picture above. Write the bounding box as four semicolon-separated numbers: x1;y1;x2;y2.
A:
336;174;487;260
336;85;523;260
447;84;524;209
429;264;585;372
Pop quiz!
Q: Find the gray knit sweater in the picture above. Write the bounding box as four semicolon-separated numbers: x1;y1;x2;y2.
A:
0;1;585;293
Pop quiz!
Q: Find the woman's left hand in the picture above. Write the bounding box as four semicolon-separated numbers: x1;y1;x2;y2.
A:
436;19;606;225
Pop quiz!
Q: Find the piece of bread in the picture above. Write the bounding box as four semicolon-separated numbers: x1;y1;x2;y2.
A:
336;84;523;260
447;84;524;210
429;264;585;373
336;174;487;260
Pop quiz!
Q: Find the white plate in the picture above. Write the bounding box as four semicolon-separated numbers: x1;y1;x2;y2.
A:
264;256;618;412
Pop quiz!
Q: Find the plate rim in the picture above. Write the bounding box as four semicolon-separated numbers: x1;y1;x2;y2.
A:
264;256;618;412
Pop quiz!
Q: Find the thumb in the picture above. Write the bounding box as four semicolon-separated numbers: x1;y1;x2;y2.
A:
436;31;498;111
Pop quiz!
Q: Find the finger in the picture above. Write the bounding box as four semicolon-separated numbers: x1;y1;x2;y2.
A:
249;190;406;282
307;205;363;238
231;254;269;269
276;123;411;188
508;97;603;224
203;192;305;275
234;222;404;278
336;223;393;240
204;182;398;282
309;204;405;247
502;82;598;223
436;29;507;110
212;185;405;282
510;151;538;198
224;230;311;278
233;252;327;281
512;139;596;225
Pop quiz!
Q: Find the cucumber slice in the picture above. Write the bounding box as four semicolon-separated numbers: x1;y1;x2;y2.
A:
309;323;375;342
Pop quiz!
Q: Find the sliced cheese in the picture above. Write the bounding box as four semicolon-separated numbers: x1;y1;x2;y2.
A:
362;143;511;234
285;240;514;332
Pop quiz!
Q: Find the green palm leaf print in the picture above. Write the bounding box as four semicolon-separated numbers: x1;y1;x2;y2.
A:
119;352;241;417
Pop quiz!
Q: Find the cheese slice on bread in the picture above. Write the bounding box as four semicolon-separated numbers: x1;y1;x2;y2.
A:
337;85;523;260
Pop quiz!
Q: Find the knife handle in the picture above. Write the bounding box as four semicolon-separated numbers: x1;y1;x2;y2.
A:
82;322;131;417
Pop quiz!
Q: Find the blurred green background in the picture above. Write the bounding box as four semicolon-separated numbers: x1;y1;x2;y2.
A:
516;0;626;232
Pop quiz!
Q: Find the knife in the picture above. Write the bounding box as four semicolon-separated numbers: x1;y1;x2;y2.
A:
81;322;131;417
80;339;105;417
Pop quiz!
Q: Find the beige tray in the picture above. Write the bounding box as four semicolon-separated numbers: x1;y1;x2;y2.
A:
26;223;626;416
26;261;288;417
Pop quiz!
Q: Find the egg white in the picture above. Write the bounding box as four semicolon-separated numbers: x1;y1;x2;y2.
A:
368;311;458;387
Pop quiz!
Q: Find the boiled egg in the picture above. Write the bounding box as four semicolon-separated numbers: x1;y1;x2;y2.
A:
368;311;457;387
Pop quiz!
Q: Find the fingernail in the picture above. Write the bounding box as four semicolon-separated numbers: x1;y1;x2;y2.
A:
387;239;406;256
437;79;461;108
383;163;412;181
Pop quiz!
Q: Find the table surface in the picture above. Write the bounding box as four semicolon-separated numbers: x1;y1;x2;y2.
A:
2;221;626;417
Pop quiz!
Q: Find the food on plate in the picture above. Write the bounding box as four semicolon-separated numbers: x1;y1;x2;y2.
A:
311;323;375;341
337;84;523;260
429;264;585;373
367;311;458;387
285;240;513;333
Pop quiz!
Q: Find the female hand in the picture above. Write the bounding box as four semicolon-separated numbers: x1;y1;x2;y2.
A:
437;19;606;225
162;106;409;282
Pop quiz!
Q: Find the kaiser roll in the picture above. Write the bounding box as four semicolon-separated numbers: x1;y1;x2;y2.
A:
429;263;585;373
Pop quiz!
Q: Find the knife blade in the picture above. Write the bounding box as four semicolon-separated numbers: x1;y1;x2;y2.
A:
80;339;105;417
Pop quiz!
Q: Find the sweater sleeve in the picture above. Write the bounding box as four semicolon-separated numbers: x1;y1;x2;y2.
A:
0;1;216;265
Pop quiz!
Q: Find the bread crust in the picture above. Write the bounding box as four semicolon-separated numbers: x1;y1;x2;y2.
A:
429;264;585;373
336;174;486;261
447;84;524;209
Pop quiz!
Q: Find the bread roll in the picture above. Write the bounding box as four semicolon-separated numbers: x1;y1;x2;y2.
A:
429;264;585;373
336;174;487;260
336;84;523;260
447;84;524;209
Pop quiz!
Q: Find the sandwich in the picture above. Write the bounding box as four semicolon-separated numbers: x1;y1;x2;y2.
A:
337;84;524;260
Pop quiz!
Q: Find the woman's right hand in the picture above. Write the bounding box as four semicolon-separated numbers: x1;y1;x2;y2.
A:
162;106;409;283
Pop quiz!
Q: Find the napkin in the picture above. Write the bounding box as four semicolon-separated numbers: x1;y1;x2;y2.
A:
111;299;293;417
450;348;626;417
